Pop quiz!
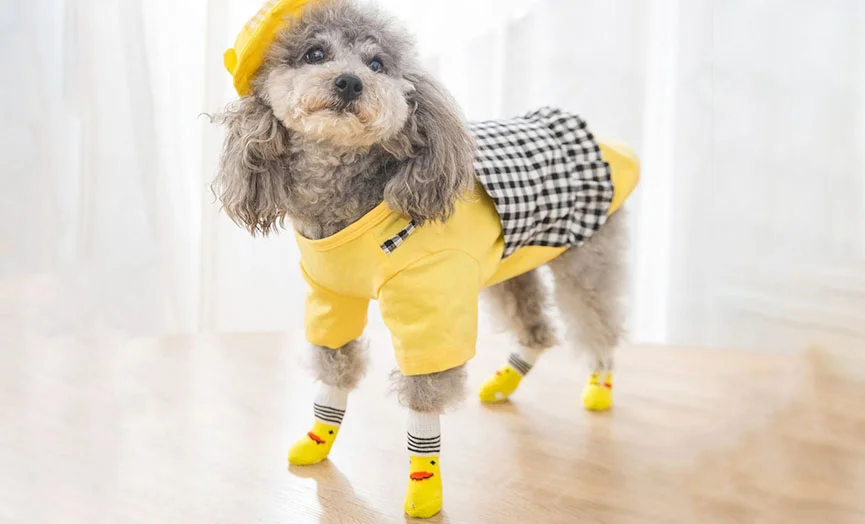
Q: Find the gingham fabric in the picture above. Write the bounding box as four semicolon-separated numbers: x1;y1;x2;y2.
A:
380;220;416;254
378;107;614;257
469;107;614;257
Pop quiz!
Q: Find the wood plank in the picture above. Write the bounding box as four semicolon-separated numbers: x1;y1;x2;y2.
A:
1;330;863;523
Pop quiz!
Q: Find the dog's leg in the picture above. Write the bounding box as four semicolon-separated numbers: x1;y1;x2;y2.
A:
391;365;466;519
288;340;368;465
548;210;628;411
478;269;557;402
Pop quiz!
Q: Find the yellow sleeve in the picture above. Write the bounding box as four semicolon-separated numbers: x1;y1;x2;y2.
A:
301;264;370;349
378;250;480;376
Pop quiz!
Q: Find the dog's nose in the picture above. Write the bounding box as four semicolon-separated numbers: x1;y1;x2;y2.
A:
334;74;363;102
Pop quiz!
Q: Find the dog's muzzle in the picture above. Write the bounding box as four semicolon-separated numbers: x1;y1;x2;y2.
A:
334;74;363;104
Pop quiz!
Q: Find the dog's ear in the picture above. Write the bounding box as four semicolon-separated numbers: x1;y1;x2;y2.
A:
383;71;476;224
212;96;292;236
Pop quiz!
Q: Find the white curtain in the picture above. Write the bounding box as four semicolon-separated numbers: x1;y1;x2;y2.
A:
3;0;863;350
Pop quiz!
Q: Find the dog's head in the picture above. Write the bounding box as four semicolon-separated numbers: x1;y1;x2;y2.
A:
214;0;475;235
261;1;415;147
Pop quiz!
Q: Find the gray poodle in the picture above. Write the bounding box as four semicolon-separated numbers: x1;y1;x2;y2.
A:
213;0;632;518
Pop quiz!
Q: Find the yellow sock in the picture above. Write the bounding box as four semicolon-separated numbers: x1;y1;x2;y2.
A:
582;372;613;411
288;420;340;465
288;386;347;466
479;353;533;402
405;455;442;518
404;411;442;518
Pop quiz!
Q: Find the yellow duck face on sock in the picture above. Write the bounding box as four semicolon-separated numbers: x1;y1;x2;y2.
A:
288;420;340;465
404;456;443;519
478;365;524;403
582;372;613;411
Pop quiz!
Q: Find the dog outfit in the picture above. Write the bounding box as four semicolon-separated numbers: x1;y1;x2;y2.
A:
222;3;640;377
227;2;639;515
296;108;639;376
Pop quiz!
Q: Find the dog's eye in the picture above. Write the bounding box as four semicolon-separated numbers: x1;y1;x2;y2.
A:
368;56;384;73
304;46;326;64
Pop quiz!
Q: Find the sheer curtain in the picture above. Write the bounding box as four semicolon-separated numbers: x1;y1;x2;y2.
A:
3;0;863;350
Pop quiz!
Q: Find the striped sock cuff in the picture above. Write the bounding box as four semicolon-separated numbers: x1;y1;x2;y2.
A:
313;384;348;426
407;433;441;456
407;411;440;457
313;403;346;426
508;352;533;376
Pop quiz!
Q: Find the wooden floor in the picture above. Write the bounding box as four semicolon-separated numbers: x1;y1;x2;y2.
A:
2;326;864;523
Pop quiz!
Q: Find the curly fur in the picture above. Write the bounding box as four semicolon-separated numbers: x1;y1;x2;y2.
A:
213;0;475;239
389;365;467;413
485;269;558;357
382;71;476;224
211;97;292;236
309;339;369;390
548;210;628;372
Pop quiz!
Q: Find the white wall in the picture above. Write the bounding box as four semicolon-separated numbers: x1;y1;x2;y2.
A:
664;0;865;349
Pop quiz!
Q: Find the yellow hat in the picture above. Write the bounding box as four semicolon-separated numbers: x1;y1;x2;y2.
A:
224;0;321;96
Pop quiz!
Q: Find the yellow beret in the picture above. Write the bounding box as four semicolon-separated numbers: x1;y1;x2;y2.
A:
224;0;321;96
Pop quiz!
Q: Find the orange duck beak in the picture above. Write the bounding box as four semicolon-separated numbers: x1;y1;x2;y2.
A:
410;471;435;481
307;431;326;445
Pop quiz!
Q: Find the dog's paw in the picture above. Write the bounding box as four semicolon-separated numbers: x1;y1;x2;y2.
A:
404;456;443;518
478;365;523;403
287;421;340;465
582;373;613;411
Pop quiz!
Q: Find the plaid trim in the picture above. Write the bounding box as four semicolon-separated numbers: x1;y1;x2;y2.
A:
380;220;416;254
469;107;615;258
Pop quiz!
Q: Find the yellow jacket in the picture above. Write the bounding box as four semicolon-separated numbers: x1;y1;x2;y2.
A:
296;139;639;376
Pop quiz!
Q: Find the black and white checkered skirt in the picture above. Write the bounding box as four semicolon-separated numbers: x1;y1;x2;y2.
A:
469;107;614;258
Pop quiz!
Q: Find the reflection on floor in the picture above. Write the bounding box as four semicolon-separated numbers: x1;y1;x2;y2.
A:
2;328;863;523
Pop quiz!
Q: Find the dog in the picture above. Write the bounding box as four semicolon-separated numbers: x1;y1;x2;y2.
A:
213;0;637;518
